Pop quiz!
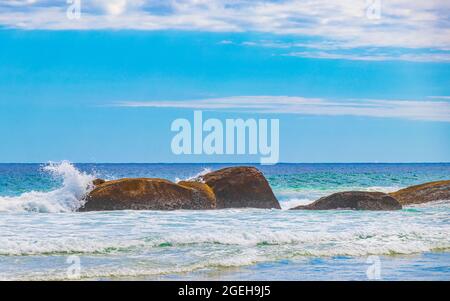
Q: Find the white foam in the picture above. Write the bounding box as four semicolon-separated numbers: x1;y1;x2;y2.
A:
279;198;313;210
362;186;402;193
406;199;450;208
0;161;95;213
1;204;449;280
175;167;212;183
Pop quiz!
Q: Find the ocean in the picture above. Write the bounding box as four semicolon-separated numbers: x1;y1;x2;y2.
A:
0;162;449;280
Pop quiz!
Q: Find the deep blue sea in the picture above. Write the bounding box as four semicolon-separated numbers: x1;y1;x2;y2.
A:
0;162;449;280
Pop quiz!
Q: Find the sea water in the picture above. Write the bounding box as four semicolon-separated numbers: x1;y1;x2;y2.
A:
0;162;449;280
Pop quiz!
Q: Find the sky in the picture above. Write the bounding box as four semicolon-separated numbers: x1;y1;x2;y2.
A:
0;0;449;163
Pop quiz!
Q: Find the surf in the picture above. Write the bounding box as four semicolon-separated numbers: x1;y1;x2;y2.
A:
0;161;95;213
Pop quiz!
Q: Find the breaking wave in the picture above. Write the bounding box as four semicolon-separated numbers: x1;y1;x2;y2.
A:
0;161;95;213
175;167;212;183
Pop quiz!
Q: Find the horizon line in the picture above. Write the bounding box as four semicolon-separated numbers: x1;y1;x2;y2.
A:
1;162;449;165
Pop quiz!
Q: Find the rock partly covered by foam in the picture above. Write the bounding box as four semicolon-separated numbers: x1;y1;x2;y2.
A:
389;180;450;205
290;191;402;211
198;166;281;209
80;178;216;211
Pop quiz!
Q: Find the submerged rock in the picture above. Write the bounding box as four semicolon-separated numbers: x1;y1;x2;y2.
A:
199;166;281;209
389;180;450;205
80;178;215;211
290;191;402;211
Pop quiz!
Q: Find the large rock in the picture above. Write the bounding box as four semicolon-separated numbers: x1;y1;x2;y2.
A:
80;178;216;211
178;180;217;208
198;166;281;209
81;166;280;211
291;191;402;211
389;180;450;205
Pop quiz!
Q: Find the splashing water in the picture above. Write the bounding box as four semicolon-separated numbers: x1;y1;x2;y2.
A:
0;161;95;213
175;167;212;183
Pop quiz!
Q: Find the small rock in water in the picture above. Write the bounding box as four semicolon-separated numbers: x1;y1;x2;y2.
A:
291;191;402;211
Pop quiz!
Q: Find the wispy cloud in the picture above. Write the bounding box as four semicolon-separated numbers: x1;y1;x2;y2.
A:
217;40;233;45
428;96;450;100
285;51;450;62
235;39;450;62
1;0;449;51
114;96;450;122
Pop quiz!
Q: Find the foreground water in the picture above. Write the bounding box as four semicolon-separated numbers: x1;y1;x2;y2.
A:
0;162;449;280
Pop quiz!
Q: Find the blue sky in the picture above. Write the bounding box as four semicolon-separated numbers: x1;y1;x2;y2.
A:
0;1;449;163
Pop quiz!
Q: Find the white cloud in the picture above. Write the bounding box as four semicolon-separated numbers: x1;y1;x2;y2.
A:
217;40;233;45
95;0;129;16
114;96;450;122
428;96;450;100
285;51;450;62
0;0;449;51
235;39;450;62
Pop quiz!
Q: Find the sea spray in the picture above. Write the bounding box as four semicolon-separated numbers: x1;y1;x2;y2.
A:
0;161;95;213
175;167;212;183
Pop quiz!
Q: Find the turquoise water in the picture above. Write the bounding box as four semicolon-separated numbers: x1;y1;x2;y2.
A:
0;162;449;280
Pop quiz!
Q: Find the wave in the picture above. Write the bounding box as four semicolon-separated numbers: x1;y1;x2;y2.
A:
2;226;449;280
1;254;268;281
175;167;212;183
407;199;450;208
362;186;403;193
0;161;95;213
2;222;449;257
279;198;312;209
1;201;449;280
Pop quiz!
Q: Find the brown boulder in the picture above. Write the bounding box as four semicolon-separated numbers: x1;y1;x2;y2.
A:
178;181;217;208
389;180;450;205
92;178;106;186
199;166;281;209
80;178;215;211
291;191;402;211
81;166;280;211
